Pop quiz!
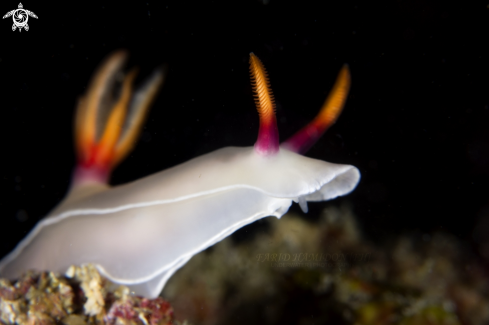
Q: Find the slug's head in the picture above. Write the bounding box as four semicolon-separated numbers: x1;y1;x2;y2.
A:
73;51;164;185
249;53;351;156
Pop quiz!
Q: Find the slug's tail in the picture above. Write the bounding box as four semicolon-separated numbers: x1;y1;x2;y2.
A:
73;51;165;186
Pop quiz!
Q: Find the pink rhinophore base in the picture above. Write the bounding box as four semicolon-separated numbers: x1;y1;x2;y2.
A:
71;165;110;187
282;122;323;154
254;119;280;156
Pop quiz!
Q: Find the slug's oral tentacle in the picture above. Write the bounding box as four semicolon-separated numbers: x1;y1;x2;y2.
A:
282;64;351;154
249;53;279;156
298;196;309;213
73;51;164;186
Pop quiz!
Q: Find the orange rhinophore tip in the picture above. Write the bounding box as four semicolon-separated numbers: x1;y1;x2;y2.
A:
73;51;165;185
249;53;279;156
282;64;351;154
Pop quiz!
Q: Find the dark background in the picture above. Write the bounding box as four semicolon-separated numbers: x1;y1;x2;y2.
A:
0;0;488;264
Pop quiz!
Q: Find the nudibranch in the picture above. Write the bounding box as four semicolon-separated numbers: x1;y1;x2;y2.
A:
0;51;360;298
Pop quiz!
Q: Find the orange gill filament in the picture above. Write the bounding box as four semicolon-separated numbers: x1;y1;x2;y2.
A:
95;68;138;169
76;51;128;164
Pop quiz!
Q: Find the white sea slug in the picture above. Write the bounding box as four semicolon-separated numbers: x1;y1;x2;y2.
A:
0;51;360;298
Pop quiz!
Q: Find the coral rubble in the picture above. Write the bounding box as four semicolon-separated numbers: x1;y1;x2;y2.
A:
0;265;175;325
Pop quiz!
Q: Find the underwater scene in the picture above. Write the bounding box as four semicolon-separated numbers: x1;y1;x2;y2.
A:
0;1;488;324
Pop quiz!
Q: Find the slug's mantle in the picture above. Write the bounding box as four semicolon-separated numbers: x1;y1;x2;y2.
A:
0;52;360;298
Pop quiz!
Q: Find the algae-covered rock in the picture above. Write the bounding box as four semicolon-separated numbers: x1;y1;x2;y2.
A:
0;265;176;325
